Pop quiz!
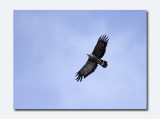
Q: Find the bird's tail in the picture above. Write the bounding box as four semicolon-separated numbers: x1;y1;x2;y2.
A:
98;59;108;68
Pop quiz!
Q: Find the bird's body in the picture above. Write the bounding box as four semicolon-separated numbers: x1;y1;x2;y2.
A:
75;35;109;82
87;53;107;68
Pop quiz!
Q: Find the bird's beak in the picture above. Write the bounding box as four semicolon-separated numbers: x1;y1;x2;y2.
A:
86;53;89;56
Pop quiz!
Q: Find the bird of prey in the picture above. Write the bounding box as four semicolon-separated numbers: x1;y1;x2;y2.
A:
75;35;109;82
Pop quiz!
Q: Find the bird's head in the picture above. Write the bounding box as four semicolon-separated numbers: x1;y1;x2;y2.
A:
86;53;92;57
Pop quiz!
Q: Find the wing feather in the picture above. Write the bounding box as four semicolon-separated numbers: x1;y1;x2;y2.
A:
92;35;109;58
75;59;97;82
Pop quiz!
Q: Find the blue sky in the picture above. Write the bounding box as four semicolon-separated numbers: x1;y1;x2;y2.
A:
14;10;147;109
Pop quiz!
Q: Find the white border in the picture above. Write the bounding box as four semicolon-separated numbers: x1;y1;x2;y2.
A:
0;0;159;119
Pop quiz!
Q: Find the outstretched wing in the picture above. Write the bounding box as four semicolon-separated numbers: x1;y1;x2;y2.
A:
92;35;109;58
75;59;98;82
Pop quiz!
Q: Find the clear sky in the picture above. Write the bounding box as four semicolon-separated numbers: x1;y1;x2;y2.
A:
14;10;147;109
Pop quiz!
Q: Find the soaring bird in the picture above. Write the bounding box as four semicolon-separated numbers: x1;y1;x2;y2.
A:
75;35;109;82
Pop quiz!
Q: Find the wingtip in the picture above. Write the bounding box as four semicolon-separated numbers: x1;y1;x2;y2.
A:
99;35;109;42
75;72;83;82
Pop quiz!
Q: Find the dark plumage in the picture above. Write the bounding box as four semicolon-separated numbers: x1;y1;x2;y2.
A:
75;35;109;82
